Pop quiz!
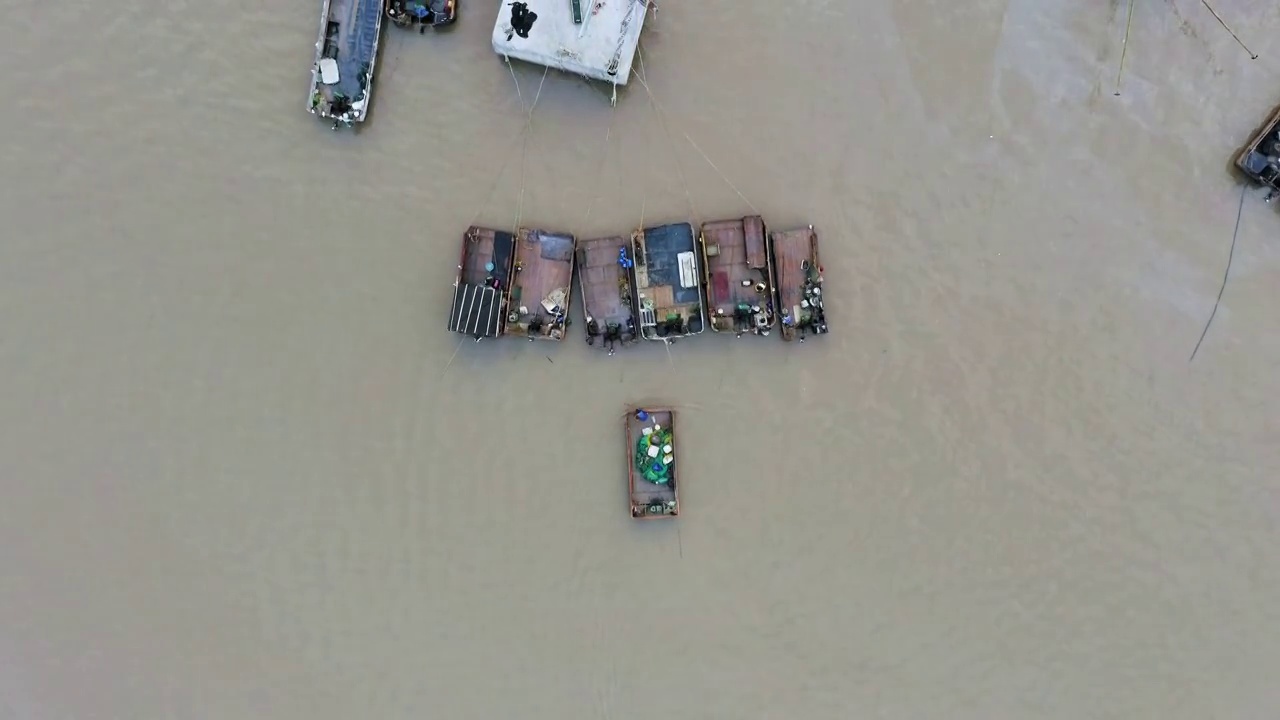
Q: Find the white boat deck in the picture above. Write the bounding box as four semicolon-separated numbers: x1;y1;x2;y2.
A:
491;0;649;90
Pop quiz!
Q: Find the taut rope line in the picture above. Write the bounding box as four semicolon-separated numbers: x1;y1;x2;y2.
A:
464;61;546;229
631;51;761;216
636;46;698;225
513;65;552;234
580;101;620;229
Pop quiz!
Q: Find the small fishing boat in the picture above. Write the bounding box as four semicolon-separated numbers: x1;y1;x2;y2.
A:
631;222;707;341
1233;103;1280;197
448;226;516;340
577;235;639;354
770;225;828;342
626;408;679;519
308;0;385;129
503;228;575;341
386;0;458;32
700;215;776;337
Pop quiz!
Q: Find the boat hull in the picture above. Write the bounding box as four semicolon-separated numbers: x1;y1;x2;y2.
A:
576;235;640;354
308;0;385;127
770;225;828;342
448;227;516;339
631;222;707;342
626;408;679;519
700;215;777;336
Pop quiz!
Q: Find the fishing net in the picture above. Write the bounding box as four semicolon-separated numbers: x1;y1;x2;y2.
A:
633;427;674;484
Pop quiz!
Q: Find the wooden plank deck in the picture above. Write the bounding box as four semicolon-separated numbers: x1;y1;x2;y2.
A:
770;226;819;340
506;229;575;341
577;236;634;327
461;226;513;289
702;217;774;330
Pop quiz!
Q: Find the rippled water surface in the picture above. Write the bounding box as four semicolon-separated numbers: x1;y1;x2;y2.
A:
2;0;1279;717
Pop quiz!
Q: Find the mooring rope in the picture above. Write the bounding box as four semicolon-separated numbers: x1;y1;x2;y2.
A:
632;49;761;217
512;65;551;235
463;61;546;230
505;54;525;112
580;101;620;230
636;46;698;226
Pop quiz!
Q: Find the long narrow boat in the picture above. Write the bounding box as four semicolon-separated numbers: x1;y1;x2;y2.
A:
386;0;458;32
700;215;776;337
1233;103;1280;196
631;222;707;341
770;225;828;342
626;408;679;519
503;228;575;341
448;227;516;340
308;0;385;129
577;235;639;354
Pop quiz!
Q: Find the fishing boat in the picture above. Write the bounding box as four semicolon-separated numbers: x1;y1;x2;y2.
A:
386;0;458;32
626;408;679;519
770;225;828;342
700;215;776;337
1233;103;1280;197
631;222;707;341
503;228;575;341
448;226;516;340
577;235;639;354
308;0;385;129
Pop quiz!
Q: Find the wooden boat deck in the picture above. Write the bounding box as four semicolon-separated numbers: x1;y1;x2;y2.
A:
577;235;637;350
505;229;575;341
770;226;826;342
448;227;515;338
309;0;384;125
701;216;776;334
461;227;515;287
632;222;706;341
626;408;678;519
1234;103;1280;190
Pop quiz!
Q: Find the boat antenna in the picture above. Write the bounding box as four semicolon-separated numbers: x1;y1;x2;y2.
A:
1112;0;1136;95
1198;0;1257;60
1189;184;1248;362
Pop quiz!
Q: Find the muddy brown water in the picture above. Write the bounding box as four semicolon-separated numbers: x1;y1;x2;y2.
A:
1;0;1278;717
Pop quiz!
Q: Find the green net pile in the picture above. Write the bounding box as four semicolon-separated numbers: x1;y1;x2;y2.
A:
634;427;674;484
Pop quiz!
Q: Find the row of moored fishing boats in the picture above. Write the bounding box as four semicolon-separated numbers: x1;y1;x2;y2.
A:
448;217;829;353
306;1;826;521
